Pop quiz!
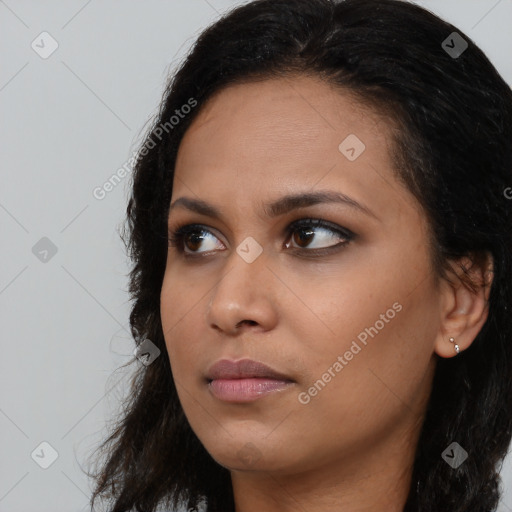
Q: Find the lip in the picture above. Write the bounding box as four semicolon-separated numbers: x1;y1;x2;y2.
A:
206;358;295;402
206;358;294;381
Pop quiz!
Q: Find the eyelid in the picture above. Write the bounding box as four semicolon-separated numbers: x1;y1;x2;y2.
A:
289;218;354;238
168;222;226;244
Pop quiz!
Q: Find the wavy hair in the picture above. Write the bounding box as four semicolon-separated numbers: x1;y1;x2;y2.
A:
87;0;512;510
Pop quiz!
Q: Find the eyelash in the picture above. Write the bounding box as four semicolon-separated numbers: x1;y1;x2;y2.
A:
167;218;355;259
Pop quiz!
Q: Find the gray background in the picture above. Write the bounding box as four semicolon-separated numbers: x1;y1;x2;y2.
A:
1;1;511;511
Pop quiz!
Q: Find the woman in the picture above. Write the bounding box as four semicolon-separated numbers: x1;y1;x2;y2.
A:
87;0;512;511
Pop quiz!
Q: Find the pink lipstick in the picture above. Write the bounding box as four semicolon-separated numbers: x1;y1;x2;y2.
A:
206;358;295;402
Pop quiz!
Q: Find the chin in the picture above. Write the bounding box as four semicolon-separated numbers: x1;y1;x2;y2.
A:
200;433;298;474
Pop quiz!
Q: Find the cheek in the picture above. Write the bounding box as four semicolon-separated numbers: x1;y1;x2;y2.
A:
295;254;439;396
291;269;397;362
160;271;203;378
285;326;429;470
298;273;439;426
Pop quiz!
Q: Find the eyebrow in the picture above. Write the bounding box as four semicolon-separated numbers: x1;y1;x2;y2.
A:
168;190;377;221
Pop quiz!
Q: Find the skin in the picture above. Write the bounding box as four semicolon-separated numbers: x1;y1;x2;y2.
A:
160;74;492;512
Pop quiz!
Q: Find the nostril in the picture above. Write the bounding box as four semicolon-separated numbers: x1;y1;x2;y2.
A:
237;320;258;328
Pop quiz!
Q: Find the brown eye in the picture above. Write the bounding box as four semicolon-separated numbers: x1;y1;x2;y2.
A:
291;227;315;248
285;219;353;250
184;231;207;252
168;225;224;255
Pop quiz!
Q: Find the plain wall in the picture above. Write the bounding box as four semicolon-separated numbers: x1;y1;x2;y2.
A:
1;1;511;511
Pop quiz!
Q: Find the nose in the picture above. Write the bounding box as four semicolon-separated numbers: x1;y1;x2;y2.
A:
205;250;279;336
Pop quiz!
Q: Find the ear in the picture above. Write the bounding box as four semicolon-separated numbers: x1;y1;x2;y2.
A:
434;252;494;358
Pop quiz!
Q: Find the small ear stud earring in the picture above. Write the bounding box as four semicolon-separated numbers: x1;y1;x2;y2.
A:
449;337;460;354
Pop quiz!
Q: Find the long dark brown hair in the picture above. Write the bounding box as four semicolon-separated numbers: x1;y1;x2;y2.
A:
86;1;512;510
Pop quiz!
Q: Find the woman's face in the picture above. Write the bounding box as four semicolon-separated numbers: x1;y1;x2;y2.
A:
160;75;444;477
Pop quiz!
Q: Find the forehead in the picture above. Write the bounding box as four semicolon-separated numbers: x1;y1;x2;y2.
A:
172;74;419;226
180;74;388;154
176;75;392;176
